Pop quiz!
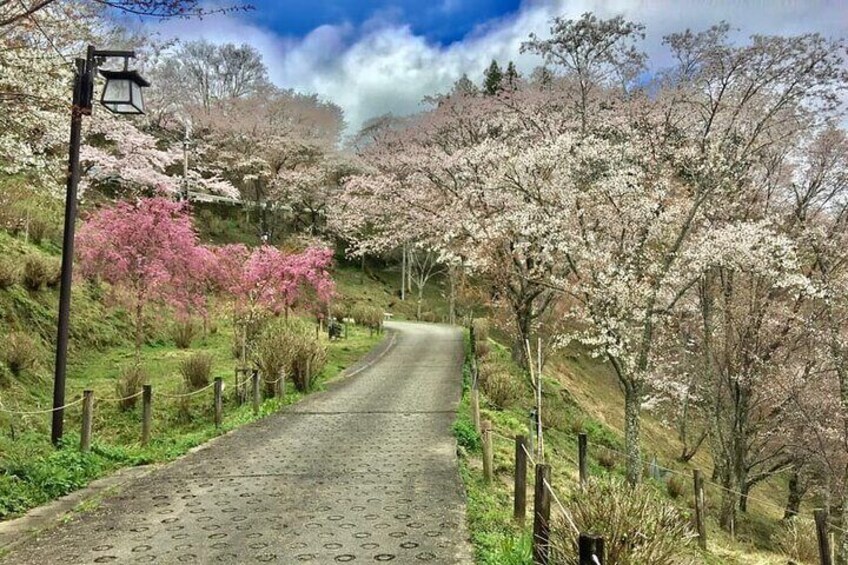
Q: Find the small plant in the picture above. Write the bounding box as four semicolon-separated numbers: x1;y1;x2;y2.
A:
666;475;685;499
352;304;383;334
1;332;39;378
482;369;520;410
171;320;197;349
179;353;212;392
27;218;49;244
475;339;491;359
116;365;146;411
22;255;51;291
549;478;694;565
0;257;19;289
254;326;289;396
774;517;818;565
596;449;618;470
453;416;480;452
472;318;489;341
420;311;437;323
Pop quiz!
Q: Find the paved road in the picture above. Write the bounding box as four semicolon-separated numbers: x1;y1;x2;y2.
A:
2;322;472;564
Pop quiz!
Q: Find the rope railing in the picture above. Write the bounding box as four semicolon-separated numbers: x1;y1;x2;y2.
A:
96;390;144;403
0;396;84;415
157;381;217;399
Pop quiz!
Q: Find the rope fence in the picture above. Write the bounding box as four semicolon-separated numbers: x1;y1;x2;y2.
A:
0;367;288;452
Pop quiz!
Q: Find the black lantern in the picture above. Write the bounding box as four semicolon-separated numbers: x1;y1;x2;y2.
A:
99;69;150;115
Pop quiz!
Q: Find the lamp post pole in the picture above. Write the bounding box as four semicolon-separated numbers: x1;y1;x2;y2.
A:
51;45;143;446
51;47;95;446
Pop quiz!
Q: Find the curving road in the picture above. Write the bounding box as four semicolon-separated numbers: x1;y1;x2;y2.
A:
2;322;472;564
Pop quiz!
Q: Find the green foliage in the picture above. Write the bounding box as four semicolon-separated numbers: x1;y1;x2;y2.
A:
171;319;197;349
22;254;56;291
0;256;19;289
453;413;481;452
115;365;146;411
549;478;694;565
179;353;212;391
0;331;40;378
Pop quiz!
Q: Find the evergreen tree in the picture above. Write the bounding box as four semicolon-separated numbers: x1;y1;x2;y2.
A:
483;59;503;95
451;73;478;96
504;61;521;90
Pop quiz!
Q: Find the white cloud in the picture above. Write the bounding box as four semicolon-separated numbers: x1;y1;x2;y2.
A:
152;0;847;133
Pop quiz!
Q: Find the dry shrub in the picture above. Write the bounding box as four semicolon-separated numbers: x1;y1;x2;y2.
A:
550;478;694;565
22;255;51;291
180;353;212;391
541;407;567;431
420;311;437;323
352;305;383;333
1;331;39;378
475;340;491;359
597;449;618;470
482;369;520;410
171;320;197;349
330;302;349;321
774;517;818;565
116;365;146;411
472;318;489;341
568;417;586;435
0;257;19;289
255;318;327;393
666;475;685;499
254;327;289;396
27;218;49;244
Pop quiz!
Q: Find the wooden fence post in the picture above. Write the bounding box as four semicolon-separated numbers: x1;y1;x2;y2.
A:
532;464;551;565
141;384;152;446
214;377;223;428
234;368;242;405
80;390;93;452
252;370;260;415
578;432;588;490
514;435;528;524
471;386;481;434
578;533;604;565
815;509;833;565
693;469;707;550
482;420;493;483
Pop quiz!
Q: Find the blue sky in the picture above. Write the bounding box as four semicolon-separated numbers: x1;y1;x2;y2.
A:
157;1;847;133
241;0;522;45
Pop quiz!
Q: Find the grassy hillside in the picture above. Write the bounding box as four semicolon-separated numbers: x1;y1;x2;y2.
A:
455;330;817;565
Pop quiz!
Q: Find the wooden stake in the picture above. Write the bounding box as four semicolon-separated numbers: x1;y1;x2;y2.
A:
532;464;551;565
141;384;152;446
693;469;707;550
80;390;93;453
251;370;260;415
482;419;493;484
514;435;528;524
214;377;223;428
578;533;604;565
471;386;481;434
578;433;588;491
815;509;832;565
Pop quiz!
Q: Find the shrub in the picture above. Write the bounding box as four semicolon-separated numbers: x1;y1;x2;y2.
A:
596;449;618;470
475;339;491;359
171;320;197;349
254;326;289;396
22;255;51;291
1;332;39;377
330;302;349;322
472;318;489;341
352;304;383;334
179;353;212;392
453;416;480;452
541;407;567;431
774;517;818;565
420;311;437;323
254;318;327;393
116;365;146;411
550;478;694;565
0;257;19;289
27;218;49;244
482;369;521;410
666;475;685;499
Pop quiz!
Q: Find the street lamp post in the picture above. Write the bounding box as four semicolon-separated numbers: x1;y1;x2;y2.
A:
51;45;150;446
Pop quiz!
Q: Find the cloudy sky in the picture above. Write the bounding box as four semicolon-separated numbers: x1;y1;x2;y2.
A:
152;0;848;132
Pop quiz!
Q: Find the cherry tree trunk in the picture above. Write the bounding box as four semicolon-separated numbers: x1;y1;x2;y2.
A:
624;383;642;486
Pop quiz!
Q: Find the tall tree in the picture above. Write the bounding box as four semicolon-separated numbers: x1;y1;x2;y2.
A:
483;59;503;95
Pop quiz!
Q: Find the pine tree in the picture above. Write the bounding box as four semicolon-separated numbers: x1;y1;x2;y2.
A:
483;60;503;95
504;61;521;90
452;73;478;96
